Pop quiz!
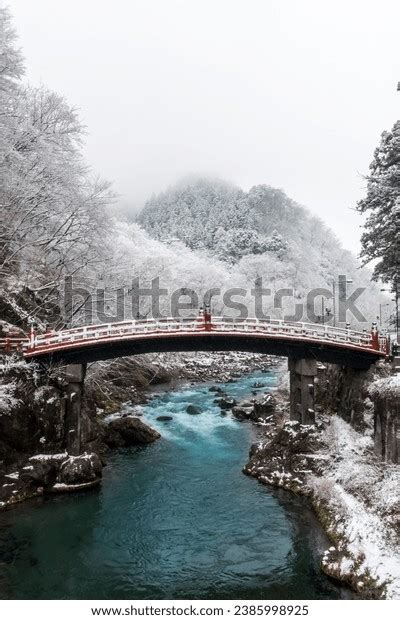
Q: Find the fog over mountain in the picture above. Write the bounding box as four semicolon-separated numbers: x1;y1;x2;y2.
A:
134;176;382;325
138;176;361;278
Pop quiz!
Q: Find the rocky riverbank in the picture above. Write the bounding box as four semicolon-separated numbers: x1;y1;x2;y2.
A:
241;366;400;600
0;351;281;510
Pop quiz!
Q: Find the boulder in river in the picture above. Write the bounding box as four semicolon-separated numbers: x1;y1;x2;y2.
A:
252;393;276;419
22;453;69;487
21;452;103;493
186;404;202;415
216;397;237;410
104;416;161;447
233;393;277;422
157;415;173;422
240;400;253;408
58;453;102;486
232;406;253;420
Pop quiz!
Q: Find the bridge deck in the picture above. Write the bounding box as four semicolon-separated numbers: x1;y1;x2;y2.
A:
14;317;387;369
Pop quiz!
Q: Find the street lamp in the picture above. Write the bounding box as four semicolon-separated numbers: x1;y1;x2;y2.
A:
325;307;332;325
379;302;390;327
380;281;399;343
319;300;332;326
331;277;353;326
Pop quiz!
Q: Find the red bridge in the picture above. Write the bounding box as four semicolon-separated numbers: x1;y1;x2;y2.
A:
1;314;390;434
2;315;388;370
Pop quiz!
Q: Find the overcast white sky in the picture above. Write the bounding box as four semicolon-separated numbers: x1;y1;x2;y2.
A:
8;0;400;252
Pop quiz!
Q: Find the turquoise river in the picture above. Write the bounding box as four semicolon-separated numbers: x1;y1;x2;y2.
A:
0;369;353;599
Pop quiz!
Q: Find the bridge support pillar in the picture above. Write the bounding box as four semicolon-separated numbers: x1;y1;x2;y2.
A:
288;358;317;425
64;363;87;456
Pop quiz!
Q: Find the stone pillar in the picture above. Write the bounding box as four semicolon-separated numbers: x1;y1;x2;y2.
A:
386;409;399;463
374;411;383;459
64;363;86;456
288;358;317;425
374;397;399;464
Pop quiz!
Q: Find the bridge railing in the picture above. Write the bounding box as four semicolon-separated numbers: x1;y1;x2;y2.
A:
206;317;372;346
0;337;28;353
23;316;376;353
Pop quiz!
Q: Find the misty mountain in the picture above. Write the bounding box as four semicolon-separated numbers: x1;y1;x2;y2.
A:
137;177;353;273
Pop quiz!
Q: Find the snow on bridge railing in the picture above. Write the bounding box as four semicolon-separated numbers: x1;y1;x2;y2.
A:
21;316;382;355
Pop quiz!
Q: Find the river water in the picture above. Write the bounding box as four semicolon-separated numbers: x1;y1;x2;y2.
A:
0;369;352;599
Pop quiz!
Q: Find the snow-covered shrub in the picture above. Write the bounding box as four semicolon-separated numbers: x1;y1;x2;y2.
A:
370;375;400;399
0;380;20;415
308;475;337;503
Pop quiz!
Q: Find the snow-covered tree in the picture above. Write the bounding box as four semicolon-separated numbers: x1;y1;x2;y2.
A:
0;6;23;93
0;8;114;317
137;177;269;262
357;122;400;286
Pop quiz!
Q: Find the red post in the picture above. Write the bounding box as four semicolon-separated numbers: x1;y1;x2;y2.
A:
196;306;213;331
204;306;212;331
196;307;204;330
29;324;36;351
204;304;212;332
370;322;379;351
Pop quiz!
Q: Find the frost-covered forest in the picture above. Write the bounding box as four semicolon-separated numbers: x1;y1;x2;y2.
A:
135;176;382;323
0;7;112;320
0;6;385;331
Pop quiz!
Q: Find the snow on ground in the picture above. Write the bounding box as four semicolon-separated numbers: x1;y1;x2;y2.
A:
311;415;400;599
370;374;400;397
4;472;19;480
29;453;68;462
334;484;400;599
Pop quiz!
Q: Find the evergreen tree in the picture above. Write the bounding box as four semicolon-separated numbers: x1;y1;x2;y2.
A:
357;122;400;286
